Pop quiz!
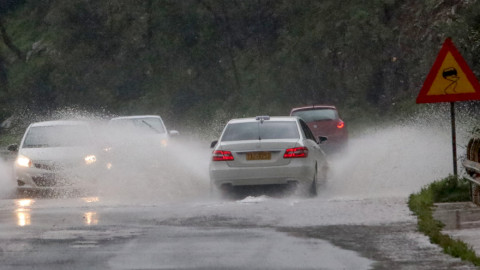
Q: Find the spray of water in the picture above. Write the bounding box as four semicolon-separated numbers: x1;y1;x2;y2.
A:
0;157;14;198
321;110;473;200
96;137;211;203
2;106;476;202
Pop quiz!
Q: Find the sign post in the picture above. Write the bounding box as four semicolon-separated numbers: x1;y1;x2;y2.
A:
417;38;480;176
450;102;457;175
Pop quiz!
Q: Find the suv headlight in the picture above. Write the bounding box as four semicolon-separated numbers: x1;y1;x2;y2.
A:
16;155;32;168
84;155;97;165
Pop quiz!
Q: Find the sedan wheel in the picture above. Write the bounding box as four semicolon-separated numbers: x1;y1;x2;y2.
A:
309;170;318;197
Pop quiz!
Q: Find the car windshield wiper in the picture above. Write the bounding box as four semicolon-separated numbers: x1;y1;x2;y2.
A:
141;120;161;133
24;144;49;148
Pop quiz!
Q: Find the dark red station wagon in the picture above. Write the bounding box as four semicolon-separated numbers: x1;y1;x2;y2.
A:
290;105;348;152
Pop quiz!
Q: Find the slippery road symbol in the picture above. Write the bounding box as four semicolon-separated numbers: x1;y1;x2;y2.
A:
442;67;459;94
417;38;480;103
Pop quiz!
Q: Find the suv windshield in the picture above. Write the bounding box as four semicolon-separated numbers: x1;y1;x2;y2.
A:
221;121;299;141
291;109;337;122
23;125;92;148
109;118;166;134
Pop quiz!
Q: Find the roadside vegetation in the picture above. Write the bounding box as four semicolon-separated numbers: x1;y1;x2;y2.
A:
408;175;480;266
1;1;480;141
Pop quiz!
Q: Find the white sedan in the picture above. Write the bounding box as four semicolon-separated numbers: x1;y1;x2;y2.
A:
209;116;328;198
9;120;102;191
108;115;179;149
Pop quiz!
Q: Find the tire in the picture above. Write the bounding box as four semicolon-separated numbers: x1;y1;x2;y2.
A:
212;183;236;200
476;139;480;162
472;138;480;162
209;181;215;198
309;170;318;197
467;138;474;161
318;164;328;186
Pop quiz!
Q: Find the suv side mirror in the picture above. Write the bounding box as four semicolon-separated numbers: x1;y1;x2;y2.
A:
7;144;18;152
169;130;179;136
210;140;218;149
318;136;328;144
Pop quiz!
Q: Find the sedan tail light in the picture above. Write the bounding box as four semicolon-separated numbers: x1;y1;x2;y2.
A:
337;121;345;129
212;150;234;161
283;147;308;158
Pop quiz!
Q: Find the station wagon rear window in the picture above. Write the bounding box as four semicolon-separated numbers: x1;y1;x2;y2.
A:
291;109;337;122
221;121;300;141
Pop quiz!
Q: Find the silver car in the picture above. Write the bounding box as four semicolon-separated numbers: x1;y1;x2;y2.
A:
209;116;328;197
108;115;178;149
106;115;179;171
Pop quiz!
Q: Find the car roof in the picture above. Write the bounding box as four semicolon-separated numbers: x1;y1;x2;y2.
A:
290;105;337;113
227;116;299;124
110;115;162;121
29;120;90;127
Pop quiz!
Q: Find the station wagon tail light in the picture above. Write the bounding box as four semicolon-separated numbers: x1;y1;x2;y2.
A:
283;147;308;158
337;121;345;129
212;150;234;161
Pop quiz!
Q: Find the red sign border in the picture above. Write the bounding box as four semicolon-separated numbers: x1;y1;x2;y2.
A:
416;38;480;103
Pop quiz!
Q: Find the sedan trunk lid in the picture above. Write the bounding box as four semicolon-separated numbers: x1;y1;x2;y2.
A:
218;139;299;167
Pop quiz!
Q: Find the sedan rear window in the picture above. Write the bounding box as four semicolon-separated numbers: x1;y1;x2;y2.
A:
221;121;299;141
291;109;337;122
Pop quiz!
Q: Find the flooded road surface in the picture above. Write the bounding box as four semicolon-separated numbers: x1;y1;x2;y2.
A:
0;195;474;269
0;122;477;269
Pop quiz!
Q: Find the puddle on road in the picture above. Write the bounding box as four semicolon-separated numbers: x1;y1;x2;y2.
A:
107;226;374;270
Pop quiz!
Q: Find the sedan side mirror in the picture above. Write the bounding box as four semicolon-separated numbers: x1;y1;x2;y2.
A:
169;130;180;136
318;136;328;144
7;144;18;152
210;140;218;149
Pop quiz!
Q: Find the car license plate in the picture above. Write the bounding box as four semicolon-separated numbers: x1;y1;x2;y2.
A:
246;152;271;160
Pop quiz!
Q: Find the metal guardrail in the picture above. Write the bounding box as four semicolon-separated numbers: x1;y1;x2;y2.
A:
462;159;480;205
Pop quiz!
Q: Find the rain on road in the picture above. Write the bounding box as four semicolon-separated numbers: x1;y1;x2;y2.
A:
0;119;477;269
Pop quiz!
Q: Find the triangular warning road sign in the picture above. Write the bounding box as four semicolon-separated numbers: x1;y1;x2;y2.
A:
416;38;480;103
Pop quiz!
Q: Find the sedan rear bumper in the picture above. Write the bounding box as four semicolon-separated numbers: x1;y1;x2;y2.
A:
209;160;315;187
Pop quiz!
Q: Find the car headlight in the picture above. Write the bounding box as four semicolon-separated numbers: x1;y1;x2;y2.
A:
84;155;97;165
16;155;32;168
161;139;168;147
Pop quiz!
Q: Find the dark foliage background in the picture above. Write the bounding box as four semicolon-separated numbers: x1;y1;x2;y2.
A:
0;0;479;135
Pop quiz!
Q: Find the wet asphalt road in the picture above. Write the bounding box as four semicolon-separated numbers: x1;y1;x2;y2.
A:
0;192;476;270
0;124;475;269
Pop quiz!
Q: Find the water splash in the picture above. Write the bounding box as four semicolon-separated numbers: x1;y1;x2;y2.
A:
322;114;470;200
0;157;15;198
